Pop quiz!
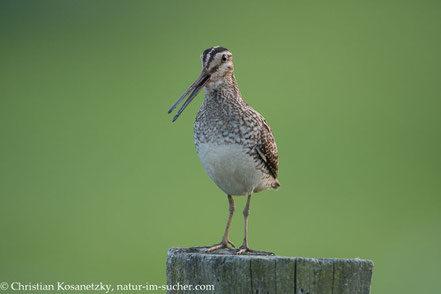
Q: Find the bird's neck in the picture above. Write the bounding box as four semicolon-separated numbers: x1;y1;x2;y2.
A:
204;73;243;104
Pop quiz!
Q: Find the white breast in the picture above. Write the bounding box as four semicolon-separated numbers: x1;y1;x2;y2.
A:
196;142;265;196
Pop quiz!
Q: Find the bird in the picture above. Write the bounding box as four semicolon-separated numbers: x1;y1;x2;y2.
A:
168;46;280;255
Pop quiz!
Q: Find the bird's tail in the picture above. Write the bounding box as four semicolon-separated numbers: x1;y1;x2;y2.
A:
271;179;281;190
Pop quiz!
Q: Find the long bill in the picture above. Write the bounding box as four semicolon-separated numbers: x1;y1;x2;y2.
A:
168;71;210;122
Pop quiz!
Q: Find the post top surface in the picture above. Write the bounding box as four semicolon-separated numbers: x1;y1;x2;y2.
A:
168;247;374;266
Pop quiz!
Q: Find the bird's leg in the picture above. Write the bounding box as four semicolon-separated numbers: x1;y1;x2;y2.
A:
222;195;236;246
204;195;235;252
237;195;251;253
237;195;274;256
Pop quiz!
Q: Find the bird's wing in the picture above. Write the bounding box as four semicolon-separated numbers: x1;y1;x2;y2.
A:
255;117;279;179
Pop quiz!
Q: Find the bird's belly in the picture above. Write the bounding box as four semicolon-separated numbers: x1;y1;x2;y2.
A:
196;142;264;196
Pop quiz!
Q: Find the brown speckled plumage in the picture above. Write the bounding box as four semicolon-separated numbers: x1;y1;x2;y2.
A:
194;73;280;188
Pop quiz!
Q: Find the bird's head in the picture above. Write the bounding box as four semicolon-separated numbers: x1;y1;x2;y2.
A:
168;46;233;122
200;46;234;82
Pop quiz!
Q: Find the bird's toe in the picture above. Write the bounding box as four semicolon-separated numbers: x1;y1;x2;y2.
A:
236;246;275;256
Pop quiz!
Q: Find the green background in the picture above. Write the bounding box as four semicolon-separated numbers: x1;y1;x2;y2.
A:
1;0;440;293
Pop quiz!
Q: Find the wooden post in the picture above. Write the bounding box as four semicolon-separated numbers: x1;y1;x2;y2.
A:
167;247;373;294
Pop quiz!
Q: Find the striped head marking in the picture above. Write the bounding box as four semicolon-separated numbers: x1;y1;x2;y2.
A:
200;46;234;81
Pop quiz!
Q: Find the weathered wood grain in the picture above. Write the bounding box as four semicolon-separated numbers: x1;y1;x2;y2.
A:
167;248;373;294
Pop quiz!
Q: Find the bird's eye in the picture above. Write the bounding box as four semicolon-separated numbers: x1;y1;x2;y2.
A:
221;54;227;62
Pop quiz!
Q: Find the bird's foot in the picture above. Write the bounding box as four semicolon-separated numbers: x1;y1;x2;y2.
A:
190;240;235;253
205;240;235;253
236;245;275;256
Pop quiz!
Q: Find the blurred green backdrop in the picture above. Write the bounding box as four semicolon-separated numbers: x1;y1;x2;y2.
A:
1;0;440;293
